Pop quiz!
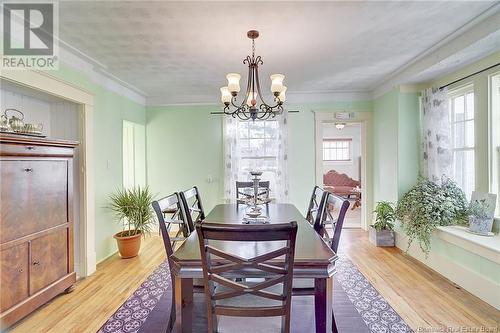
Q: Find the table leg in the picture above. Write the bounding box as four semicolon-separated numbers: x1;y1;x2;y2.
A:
174;277;193;333
315;277;333;333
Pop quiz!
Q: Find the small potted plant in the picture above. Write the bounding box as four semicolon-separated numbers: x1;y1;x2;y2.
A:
467;199;494;236
108;186;155;258
369;201;396;247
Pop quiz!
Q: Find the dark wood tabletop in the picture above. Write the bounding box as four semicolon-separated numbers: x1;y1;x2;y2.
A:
170;204;336;278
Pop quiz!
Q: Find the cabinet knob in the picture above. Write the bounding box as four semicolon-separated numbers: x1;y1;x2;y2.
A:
18;268;23;273
23;168;33;172
32;260;40;266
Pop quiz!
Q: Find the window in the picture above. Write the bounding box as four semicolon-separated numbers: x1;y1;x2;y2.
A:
449;87;474;197
238;120;279;186
323;139;351;161
490;73;500;217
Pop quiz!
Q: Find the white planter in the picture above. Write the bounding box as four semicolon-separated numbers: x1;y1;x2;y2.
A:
468;216;494;235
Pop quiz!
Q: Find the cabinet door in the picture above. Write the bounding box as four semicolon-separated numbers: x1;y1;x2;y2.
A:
1;243;29;312
0;160;69;244
30;229;68;294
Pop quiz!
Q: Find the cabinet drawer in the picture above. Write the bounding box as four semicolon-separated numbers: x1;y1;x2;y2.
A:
30;229;69;294
0;143;74;157
0;160;69;243
1;243;29;312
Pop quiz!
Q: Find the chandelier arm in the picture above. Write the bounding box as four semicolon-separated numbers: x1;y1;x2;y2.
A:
254;62;270;107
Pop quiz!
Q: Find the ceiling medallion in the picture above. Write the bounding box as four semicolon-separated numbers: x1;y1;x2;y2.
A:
220;30;286;121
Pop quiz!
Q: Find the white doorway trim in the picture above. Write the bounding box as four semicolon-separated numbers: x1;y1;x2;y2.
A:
314;111;373;230
1;69;97;277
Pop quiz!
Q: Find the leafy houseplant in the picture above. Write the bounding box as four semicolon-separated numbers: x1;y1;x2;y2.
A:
369;201;396;247
467;199;493;235
396;178;467;257
108;186;155;258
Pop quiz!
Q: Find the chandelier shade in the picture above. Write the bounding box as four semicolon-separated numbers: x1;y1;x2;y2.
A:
220;30;287;121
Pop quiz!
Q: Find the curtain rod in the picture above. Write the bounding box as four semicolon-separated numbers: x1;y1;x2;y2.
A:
439;62;500;90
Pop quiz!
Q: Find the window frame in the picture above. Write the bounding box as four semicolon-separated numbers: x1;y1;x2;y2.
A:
448;84;475;197
322;138;352;162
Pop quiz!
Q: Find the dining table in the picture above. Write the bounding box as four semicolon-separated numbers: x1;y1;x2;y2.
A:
169;203;337;333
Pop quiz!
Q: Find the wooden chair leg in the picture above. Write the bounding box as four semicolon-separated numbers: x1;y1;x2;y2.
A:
332;310;338;333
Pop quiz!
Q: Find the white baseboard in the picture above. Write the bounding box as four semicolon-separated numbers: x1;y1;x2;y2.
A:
395;232;500;310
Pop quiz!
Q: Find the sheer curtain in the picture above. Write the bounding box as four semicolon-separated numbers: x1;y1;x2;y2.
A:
223;115;241;203
421;87;452;184
223;110;289;203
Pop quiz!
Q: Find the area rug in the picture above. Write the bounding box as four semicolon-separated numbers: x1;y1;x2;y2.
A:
97;257;413;333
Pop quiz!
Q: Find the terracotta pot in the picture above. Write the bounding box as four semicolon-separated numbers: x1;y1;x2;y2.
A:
113;230;142;258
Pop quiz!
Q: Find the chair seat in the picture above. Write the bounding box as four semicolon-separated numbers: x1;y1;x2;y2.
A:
194;278;205;287
214;283;283;333
292;278;315;290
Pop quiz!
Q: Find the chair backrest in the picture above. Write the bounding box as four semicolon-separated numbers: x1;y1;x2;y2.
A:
305;186;326;225
314;192;350;253
179;186;205;232
152;193;186;258
196;221;298;333
236;181;270;203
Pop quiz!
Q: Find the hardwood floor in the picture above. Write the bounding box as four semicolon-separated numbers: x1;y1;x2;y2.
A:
8;229;500;333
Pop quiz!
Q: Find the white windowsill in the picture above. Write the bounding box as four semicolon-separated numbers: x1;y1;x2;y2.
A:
436;225;500;264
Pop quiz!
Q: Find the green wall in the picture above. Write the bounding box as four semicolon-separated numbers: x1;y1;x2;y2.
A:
372;89;420;203
373;89;400;203
146;105;223;212
47;64;147;262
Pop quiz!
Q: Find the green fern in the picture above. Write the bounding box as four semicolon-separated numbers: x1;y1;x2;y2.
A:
108;186;155;237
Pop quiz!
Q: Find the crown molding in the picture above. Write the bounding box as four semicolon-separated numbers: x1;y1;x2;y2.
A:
58;40;147;105
372;3;500;98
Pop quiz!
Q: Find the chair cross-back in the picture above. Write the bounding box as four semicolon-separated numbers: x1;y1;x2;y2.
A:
196;221;298;333
152;192;191;248
314;192;350;253
179;186;205;232
305;186;326;225
235;180;270;205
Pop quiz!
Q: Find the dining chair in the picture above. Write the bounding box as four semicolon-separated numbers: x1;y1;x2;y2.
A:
305;185;326;225
196;221;298;333
313;192;350;253
152;193;205;332
152;192;192;247
235;180;270;205
179;186;205;232
294;191;350;333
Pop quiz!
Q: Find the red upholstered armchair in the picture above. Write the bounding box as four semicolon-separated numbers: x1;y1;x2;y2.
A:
323;170;360;197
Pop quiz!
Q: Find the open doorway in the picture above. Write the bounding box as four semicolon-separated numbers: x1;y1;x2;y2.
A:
321;122;362;228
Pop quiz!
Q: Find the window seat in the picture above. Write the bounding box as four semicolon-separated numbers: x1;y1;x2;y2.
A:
436;225;500;264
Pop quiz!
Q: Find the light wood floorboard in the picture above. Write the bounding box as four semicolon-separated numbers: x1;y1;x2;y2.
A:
8;229;500;332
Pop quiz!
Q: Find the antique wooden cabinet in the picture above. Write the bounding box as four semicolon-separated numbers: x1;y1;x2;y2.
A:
0;134;78;328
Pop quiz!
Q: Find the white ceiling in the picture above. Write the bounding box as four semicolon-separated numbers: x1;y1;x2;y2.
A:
58;1;500;105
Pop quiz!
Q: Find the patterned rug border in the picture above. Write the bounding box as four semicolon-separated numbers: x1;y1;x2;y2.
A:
97;257;413;333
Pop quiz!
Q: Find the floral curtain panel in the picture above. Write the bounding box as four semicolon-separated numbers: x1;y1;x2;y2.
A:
223;111;289;203
421;87;452;184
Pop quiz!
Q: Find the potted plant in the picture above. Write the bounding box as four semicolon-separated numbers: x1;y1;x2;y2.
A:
396;178;468;257
467;199;494;235
108;186;155;258
369;201;396;247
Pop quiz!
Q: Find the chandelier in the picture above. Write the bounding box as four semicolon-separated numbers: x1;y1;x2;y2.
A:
220;30;287;121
